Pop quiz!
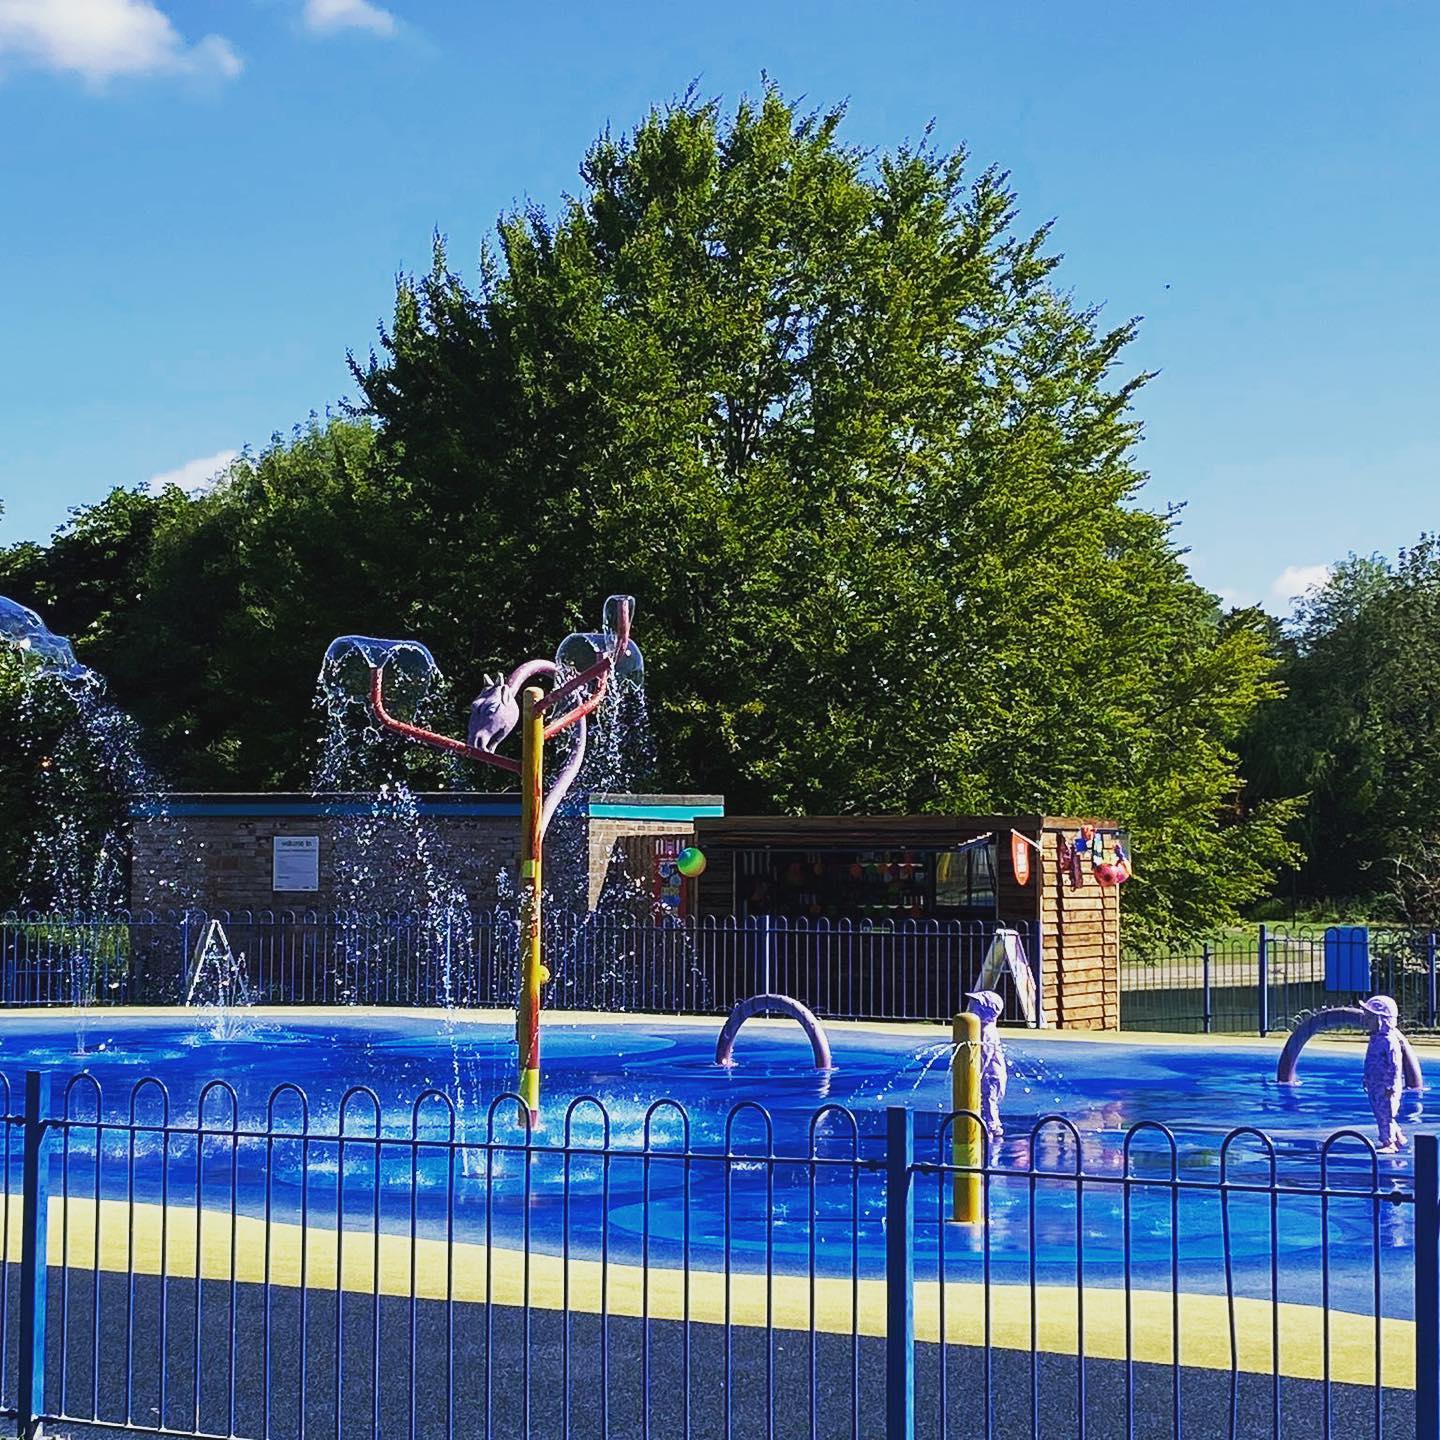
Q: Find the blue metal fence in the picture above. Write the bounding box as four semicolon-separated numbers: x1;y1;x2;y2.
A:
1122;925;1440;1035
0;1068;1433;1438
0;910;1043;1026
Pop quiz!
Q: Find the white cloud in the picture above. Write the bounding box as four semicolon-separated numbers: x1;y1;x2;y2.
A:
0;0;241;84
302;0;397;37
1270;563;1332;606
146;448;238;497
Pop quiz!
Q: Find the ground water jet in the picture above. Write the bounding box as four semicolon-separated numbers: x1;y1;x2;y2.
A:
184;918;256;1039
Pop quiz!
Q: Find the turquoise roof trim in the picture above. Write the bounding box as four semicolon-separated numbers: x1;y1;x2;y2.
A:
130;800;521;818
589;803;725;821
129;797;724;821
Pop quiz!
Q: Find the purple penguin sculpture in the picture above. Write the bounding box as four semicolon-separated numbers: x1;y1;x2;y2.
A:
467;674;520;753
964;989;1008;1148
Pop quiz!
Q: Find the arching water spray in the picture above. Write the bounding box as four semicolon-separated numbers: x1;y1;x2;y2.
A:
1;595;193;922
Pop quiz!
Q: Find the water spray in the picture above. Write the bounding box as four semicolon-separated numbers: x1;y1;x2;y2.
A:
336;595;641;1125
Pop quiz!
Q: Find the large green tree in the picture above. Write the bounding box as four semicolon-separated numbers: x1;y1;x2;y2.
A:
1;428;412;792
1242;540;1440;908
110;417;434;788
1;491;186;908
1;85;1300;934
352;84;1295;937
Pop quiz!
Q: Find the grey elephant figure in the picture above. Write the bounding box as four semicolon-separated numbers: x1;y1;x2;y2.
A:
467;673;520;752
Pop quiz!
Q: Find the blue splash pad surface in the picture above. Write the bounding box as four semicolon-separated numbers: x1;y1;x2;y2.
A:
0;1013;1425;1317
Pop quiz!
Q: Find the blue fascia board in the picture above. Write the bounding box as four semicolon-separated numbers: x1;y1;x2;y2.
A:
130;800;522;818
588;803;725;821
129;798;725;821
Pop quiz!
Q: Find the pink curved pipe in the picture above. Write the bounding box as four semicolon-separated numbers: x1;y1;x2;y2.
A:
374;658;587;836
716;994;833;1070
500;659;587;837
540;711;586;839
506;658;557;693
371;600;635;836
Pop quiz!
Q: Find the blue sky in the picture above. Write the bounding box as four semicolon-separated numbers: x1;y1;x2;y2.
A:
0;1;1435;613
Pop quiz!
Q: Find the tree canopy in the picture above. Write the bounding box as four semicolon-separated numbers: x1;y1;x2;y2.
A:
1;84;1300;935
1241;540;1440;911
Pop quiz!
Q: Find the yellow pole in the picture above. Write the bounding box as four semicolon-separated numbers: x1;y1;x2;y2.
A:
517;686;545;1126
951;1012;982;1224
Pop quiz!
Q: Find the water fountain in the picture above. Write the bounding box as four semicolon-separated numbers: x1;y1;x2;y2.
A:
183;917;255;1038
321;595;642;1122
0;596;206;912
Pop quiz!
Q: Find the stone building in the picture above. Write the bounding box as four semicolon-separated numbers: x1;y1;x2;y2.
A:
128;796;1122;1030
128;792;723;915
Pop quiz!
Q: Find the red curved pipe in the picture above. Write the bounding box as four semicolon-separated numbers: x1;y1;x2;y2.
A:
368;667;521;774
368;598;631;756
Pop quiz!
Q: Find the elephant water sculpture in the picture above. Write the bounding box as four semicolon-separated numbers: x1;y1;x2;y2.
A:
339;595;641;1126
1275;1003;1424;1090
1277;998;1423;1149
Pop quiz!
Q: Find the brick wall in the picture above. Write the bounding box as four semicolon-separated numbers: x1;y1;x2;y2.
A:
130;813;519;914
129;796;713;916
586;819;699;909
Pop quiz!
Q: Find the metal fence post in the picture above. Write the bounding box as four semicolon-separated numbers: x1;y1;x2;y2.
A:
1201;942;1213;1035
18;1069;52;1439
178;911;192;1004
885;1106;915;1440
1256;924;1269;1037
1416;1132;1440;1440
1033;919;1046;1028
1428;933;1437;1031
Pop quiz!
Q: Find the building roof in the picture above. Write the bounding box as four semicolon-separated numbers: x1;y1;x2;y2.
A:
129;792;725;821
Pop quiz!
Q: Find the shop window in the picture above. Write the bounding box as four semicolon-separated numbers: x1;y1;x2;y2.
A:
735;843;996;921
935;840;997;915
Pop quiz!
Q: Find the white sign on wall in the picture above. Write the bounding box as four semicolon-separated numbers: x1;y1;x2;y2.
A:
272;835;320;892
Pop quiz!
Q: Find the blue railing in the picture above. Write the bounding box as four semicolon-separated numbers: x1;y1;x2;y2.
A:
0;910;1043;1025
1123;924;1440;1035
0;1069;1433;1438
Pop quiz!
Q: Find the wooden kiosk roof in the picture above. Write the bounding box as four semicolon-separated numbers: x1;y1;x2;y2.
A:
692;814;1102;846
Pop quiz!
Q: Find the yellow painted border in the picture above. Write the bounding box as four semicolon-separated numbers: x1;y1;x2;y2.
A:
10;1198;1412;1392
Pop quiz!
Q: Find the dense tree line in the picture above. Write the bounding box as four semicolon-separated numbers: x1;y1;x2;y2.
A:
1240;542;1440;919
0;85;1344;938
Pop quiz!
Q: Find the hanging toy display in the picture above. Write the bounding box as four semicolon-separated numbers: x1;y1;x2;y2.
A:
1059;824;1132;889
1093;829;1133;887
1094;847;1131;886
1062;829;1089;889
